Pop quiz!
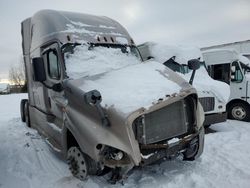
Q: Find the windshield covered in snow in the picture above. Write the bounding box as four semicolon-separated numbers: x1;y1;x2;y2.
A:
63;43;142;79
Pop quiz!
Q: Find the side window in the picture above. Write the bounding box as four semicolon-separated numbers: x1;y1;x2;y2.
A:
47;50;61;80
231;61;243;83
210;64;231;84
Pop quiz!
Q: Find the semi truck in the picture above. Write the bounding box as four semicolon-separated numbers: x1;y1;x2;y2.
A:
138;42;229;127
20;10;204;183
202;49;250;121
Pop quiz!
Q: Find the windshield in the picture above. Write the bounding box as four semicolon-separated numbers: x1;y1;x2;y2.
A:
62;43;142;79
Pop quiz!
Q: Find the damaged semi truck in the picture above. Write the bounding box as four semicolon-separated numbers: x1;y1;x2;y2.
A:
20;10;205;182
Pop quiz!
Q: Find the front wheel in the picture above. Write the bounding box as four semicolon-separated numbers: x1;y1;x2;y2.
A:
228;102;250;122
67;147;99;180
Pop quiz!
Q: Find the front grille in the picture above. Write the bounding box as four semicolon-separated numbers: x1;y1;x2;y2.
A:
199;97;215;112
133;96;196;145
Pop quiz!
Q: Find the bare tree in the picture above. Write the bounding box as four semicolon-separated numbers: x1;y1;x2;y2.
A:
9;57;25;86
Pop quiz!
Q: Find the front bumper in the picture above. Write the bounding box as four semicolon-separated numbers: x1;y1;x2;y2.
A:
204;112;227;126
139;126;204;166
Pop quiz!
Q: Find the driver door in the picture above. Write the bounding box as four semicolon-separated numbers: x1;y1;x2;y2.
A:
42;42;66;150
230;61;247;101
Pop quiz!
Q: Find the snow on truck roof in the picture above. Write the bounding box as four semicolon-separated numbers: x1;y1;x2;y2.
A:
202;49;238;65
202;49;250;66
26;10;134;51
138;42;203;64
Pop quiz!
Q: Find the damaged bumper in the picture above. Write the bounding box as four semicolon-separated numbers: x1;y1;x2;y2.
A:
140;126;204;165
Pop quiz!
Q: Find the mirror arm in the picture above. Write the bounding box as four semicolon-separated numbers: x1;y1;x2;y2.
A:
189;70;196;85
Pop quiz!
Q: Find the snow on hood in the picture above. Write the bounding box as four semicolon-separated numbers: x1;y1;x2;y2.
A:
147;42;203;64
181;67;230;102
79;61;182;114
65;45;187;114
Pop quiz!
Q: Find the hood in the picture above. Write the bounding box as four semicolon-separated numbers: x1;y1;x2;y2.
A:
70;61;192;115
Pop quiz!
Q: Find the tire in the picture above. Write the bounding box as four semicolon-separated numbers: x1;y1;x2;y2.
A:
24;101;31;127
20;99;28;122
228;102;250;122
67;147;98;180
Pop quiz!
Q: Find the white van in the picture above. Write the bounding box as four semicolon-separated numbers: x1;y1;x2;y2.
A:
138;42;230;127
202;49;250;121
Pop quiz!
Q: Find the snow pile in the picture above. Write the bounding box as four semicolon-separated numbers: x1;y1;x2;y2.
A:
148;42;203;64
79;61;182;114
65;45;140;79
1;94;250;188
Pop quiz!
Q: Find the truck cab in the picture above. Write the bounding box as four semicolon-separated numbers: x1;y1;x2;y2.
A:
138;42;229;127
20;10;205;182
202;49;250;121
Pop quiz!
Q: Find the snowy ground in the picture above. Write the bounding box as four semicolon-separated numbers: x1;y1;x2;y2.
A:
0;94;250;188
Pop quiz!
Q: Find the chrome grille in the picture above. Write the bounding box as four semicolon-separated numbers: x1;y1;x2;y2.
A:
199;97;215;112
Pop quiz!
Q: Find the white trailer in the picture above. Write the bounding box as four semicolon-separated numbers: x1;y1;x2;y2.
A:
202;49;250;121
138;42;229;127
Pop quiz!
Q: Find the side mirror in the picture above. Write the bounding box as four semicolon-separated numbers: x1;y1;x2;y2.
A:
231;65;236;73
188;59;200;70
188;59;200;85
33;57;46;82
84;89;110;127
84;90;102;105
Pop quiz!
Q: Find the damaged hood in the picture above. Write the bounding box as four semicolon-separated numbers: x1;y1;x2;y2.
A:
71;61;191;115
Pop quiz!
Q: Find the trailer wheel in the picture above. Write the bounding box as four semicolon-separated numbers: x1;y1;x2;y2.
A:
67;147;98;180
20;99;28;122
228;102;250;122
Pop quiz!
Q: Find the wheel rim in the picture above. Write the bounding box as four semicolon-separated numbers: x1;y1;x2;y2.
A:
232;106;246;120
67;147;88;180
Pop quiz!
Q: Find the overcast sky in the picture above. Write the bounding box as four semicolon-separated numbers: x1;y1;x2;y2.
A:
1;0;250;81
